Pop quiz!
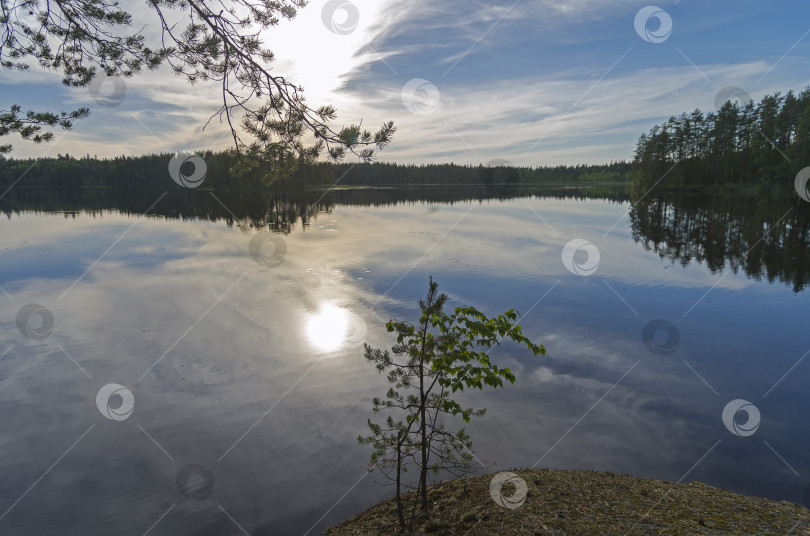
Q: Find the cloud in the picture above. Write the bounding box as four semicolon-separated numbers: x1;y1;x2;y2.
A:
338;58;797;165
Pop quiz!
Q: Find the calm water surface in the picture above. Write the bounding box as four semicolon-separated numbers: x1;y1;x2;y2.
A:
1;187;809;535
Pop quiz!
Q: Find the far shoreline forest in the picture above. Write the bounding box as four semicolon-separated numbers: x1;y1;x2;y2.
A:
1;88;808;199
633;88;810;195
0;155;632;192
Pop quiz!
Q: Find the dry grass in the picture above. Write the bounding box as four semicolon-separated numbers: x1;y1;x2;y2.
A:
323;468;810;535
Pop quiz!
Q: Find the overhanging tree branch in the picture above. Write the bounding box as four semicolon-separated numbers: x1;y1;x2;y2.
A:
0;0;394;167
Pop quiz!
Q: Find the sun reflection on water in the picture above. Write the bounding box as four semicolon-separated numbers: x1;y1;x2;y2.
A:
305;303;350;352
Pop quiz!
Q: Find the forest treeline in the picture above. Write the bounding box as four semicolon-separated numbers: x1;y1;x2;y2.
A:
5;86;809;196
633;88;810;194
0;151;630;192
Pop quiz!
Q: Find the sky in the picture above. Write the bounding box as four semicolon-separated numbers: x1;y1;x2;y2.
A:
1;0;809;166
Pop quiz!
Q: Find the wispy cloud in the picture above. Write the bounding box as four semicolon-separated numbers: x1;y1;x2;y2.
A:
340;60;791;165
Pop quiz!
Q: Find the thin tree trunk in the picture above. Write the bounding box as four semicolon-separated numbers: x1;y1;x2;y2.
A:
396;431;405;529
418;293;432;513
419;342;428;512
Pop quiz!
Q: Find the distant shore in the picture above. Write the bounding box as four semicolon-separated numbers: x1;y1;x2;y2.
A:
324;468;810;535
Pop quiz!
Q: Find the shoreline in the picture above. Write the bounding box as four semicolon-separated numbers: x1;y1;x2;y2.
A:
324;467;810;535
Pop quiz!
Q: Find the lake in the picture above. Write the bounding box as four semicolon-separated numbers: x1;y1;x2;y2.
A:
1;185;809;535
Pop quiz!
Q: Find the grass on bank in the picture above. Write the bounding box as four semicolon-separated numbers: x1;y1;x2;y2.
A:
324;468;810;536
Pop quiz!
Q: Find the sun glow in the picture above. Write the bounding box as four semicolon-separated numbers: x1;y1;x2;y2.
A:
258;0;389;104
306;304;350;352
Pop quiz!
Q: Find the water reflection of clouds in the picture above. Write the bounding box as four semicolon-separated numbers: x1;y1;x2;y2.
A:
292;199;759;297
1;199;809;534
1;213;396;532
